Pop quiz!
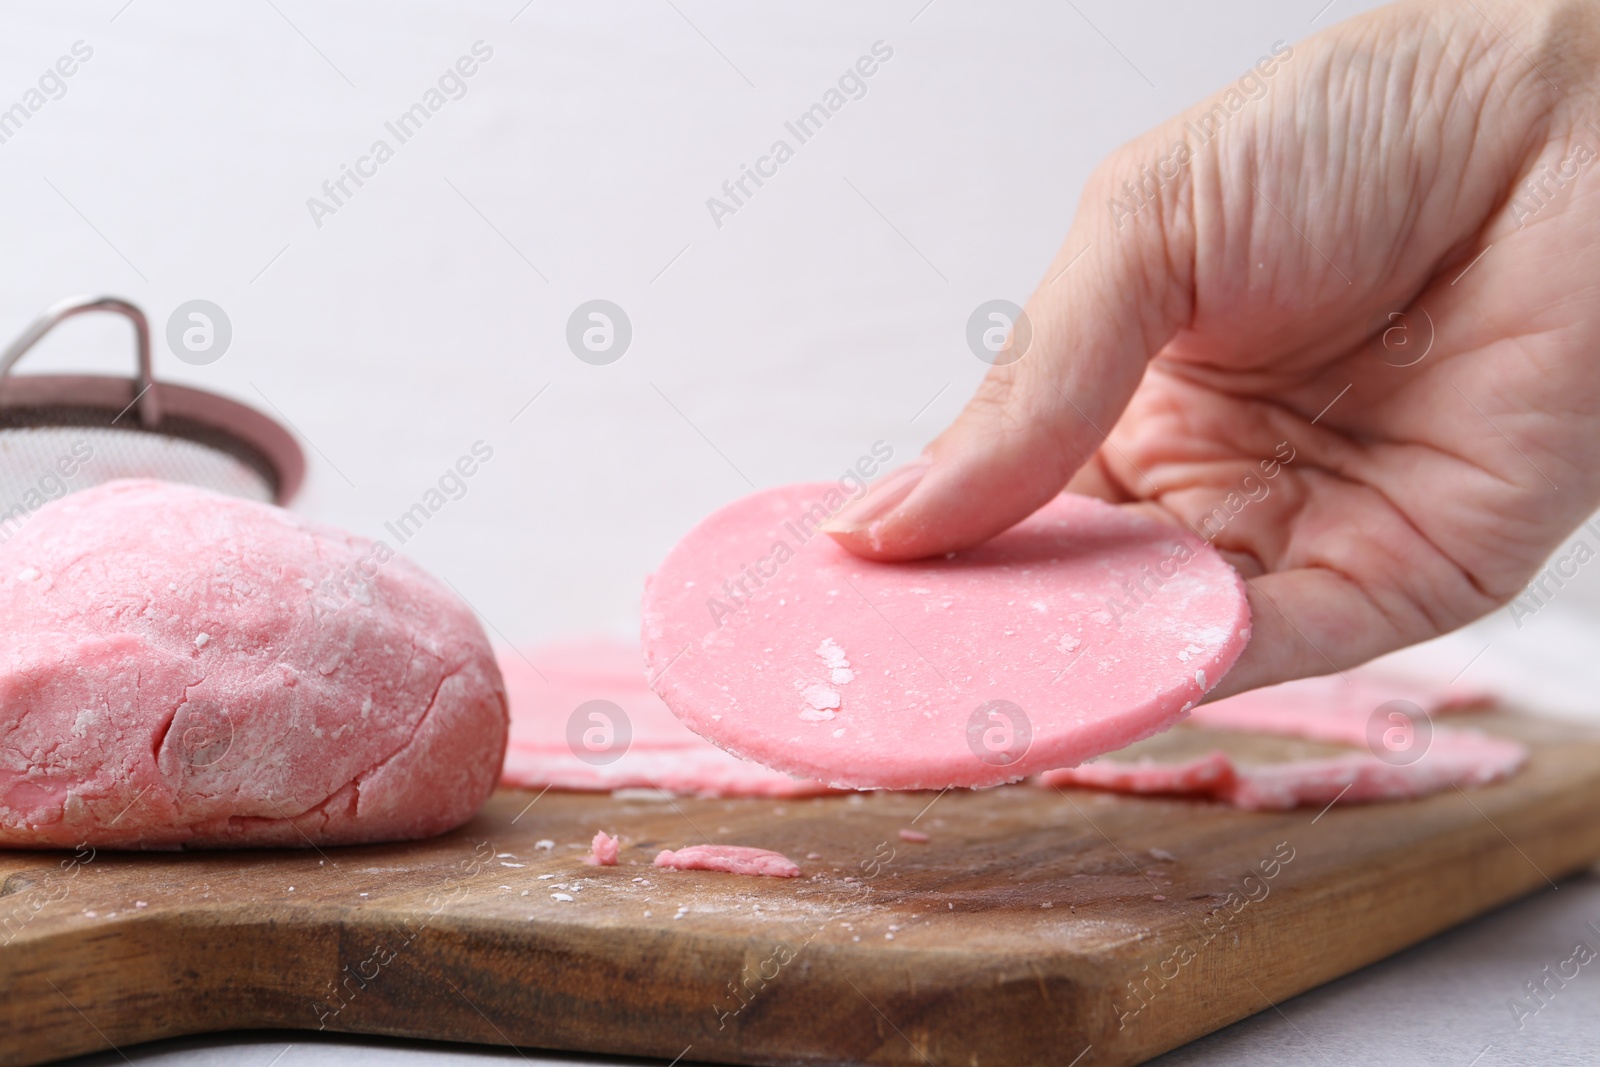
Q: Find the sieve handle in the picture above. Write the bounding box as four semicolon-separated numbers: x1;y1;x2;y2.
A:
0;295;161;428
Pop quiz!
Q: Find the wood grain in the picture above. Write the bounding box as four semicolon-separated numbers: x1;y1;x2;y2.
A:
3;710;1598;1067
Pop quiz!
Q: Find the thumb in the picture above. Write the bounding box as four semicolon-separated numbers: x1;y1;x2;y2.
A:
824;143;1196;561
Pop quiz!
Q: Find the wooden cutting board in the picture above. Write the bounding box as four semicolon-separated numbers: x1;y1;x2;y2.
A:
4;709;1599;1067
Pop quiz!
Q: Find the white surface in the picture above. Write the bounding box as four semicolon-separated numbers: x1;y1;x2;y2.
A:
11;1;1600;1064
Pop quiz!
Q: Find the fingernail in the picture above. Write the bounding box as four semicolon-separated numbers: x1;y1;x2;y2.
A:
821;459;930;535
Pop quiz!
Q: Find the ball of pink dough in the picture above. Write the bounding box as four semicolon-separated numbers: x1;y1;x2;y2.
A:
0;479;508;850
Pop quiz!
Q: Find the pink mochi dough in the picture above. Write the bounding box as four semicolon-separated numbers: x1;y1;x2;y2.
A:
585;830;620;866
497;637;832;797
0;479;508;850
643;484;1252;790
654;844;801;878
1042;671;1526;809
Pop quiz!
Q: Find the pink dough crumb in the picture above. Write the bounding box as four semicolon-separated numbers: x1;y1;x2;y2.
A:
653;844;801;878
898;828;930;843
585;830;619;866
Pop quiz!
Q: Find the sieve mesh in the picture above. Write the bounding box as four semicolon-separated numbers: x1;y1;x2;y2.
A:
0;297;303;520
0;419;275;538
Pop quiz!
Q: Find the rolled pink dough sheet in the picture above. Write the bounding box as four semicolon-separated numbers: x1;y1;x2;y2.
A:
654;844;801;878
498;637;831;796
1040;672;1526;809
642;485;1251;789
0;480;508;849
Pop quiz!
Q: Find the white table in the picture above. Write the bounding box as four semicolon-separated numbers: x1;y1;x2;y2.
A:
14;1;1600;1063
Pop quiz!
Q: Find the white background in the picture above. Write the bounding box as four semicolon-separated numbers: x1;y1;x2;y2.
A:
1;0;1400;647
11;0;1600;1063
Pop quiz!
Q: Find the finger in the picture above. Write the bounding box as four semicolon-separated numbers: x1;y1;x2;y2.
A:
823;138;1197;561
1062;448;1136;502
1207;566;1440;701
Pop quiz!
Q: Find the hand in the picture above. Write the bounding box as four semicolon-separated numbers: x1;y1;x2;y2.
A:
824;0;1600;698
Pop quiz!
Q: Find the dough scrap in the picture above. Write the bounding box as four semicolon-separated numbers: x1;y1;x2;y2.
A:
643;484;1251;789
585;830;619;866
653;844;801;878
1041;672;1526;809
0;480;508;849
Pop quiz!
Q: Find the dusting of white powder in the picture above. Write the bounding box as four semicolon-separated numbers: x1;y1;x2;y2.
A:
798;639;854;721
803;684;840;710
817;638;853;683
16;568;38;583
194;632;211;649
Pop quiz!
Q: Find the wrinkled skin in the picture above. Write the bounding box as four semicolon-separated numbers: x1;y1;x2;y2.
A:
826;0;1600;698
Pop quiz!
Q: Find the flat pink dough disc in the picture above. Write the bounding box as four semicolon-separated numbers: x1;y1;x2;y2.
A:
642;484;1251;789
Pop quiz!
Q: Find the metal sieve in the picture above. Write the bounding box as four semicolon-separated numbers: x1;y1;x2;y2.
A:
0;295;304;523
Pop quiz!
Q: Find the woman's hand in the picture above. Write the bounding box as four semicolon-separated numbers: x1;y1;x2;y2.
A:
825;0;1600;697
